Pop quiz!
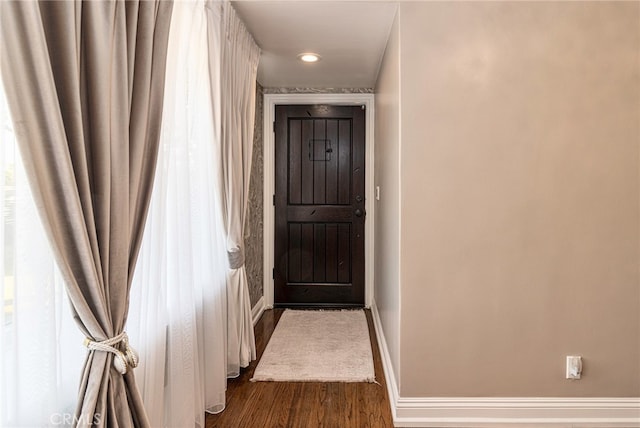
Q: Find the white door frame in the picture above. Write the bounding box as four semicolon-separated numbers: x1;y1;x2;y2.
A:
263;93;375;308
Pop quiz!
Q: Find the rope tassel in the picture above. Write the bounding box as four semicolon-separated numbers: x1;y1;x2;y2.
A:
84;331;139;375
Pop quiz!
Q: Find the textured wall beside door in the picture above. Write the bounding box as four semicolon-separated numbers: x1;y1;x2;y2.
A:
245;82;264;308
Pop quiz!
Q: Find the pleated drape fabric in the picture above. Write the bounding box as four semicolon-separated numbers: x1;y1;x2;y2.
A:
206;0;260;376
0;1;173;426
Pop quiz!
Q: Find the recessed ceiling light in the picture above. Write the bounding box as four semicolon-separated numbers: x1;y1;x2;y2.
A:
298;53;321;63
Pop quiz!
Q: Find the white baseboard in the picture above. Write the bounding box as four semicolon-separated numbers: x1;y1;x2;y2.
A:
251;296;265;327
394;397;640;427
370;300;401;420
369;302;640;428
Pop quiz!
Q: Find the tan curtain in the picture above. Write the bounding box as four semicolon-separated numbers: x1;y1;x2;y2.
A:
0;1;173;426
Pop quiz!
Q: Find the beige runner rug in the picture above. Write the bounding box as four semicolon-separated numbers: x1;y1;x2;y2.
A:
251;309;375;382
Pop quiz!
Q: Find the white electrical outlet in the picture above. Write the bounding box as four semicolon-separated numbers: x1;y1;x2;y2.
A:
566;356;582;379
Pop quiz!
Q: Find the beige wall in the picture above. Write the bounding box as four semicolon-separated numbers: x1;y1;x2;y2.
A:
382;1;639;397
374;7;401;386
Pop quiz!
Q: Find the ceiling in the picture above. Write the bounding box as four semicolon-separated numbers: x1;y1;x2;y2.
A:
231;1;398;89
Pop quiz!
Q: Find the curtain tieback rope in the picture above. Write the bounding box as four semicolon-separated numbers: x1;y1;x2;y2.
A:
84;331;139;375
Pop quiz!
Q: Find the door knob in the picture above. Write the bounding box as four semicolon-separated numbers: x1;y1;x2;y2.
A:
354;209;363;217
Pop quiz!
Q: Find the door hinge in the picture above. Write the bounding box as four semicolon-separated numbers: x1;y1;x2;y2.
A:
272;268;275;279
273;194;276;206
273;121;275;132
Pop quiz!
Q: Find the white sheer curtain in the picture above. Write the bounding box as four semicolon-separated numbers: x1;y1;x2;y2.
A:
207;0;260;375
0;74;83;427
127;0;232;425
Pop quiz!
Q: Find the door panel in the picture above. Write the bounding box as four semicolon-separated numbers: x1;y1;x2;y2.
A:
274;105;365;306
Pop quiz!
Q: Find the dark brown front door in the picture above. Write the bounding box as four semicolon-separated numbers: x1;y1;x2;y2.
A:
274;105;365;307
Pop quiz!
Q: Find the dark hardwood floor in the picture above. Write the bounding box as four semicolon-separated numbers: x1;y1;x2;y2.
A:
205;308;394;428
